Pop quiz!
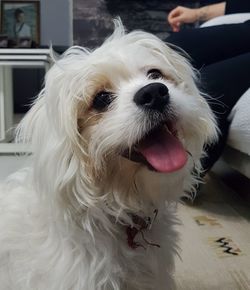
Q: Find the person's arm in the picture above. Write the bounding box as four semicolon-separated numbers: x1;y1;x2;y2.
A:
168;2;226;32
197;2;226;21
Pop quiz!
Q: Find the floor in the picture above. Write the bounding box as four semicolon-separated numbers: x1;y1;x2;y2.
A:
0;156;249;289
0;155;28;180
175;163;250;289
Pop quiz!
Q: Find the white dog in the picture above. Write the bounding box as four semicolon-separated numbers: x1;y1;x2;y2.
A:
0;20;217;290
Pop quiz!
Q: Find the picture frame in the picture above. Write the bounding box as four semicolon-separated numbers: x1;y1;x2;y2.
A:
0;0;40;48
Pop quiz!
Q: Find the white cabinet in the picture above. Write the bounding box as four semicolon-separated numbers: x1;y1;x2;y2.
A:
0;49;50;153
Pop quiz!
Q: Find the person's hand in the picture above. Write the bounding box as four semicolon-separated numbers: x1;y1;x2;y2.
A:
168;6;199;32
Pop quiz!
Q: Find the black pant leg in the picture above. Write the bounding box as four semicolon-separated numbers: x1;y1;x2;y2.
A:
166;24;250;171
200;52;250;171
167;22;250;69
226;0;250;14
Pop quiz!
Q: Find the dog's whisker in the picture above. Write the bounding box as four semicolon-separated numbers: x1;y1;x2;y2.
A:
82;112;102;125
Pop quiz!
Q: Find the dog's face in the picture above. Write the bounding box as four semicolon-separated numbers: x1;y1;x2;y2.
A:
19;21;217;211
82;46;190;175
76;25;217;191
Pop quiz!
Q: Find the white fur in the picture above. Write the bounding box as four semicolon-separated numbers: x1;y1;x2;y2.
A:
0;20;217;290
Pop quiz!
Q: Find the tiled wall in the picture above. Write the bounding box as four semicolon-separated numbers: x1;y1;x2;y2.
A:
73;0;199;48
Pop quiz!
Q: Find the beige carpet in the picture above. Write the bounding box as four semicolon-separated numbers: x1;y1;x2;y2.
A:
174;173;250;290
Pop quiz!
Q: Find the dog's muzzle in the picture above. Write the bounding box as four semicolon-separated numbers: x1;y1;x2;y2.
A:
122;83;188;173
133;83;169;113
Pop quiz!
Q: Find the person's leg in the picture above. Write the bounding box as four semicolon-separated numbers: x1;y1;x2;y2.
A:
167;22;250;69
225;0;250;14
166;23;250;171
200;52;250;171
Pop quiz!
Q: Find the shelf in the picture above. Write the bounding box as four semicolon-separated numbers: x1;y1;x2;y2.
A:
0;49;51;152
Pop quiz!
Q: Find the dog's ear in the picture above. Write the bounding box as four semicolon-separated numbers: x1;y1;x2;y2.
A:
16;48;98;208
17;47;91;149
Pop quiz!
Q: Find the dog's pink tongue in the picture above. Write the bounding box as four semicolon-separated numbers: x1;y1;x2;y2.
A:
139;129;187;173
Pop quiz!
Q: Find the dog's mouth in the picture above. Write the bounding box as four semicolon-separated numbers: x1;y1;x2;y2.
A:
123;121;188;173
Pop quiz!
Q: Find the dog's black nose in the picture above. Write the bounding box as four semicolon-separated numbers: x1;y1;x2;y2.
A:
133;83;169;112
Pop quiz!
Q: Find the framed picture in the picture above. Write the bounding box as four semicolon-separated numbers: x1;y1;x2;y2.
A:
0;1;40;48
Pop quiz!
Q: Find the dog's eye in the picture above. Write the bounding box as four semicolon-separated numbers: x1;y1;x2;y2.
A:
147;69;163;80
92;91;114;111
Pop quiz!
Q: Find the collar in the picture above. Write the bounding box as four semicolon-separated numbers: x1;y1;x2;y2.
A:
126;209;160;249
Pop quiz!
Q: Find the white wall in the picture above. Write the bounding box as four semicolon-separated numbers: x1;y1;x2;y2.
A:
40;0;73;46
